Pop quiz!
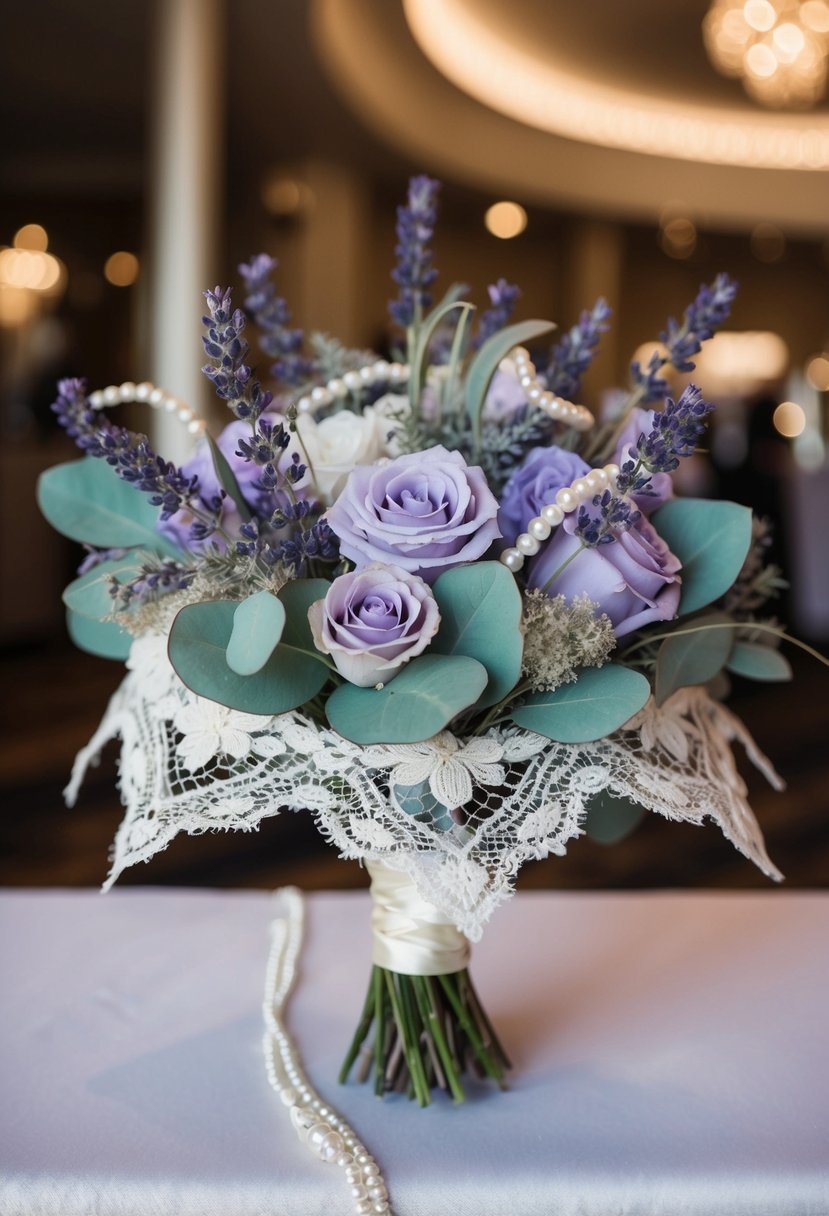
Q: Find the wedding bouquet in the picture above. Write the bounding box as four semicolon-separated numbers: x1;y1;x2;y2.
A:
39;176;799;1108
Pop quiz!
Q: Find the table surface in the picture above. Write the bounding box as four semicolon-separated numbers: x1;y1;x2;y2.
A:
1;888;827;1216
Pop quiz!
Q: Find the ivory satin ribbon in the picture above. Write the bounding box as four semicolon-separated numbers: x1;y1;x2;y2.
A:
366;860;470;976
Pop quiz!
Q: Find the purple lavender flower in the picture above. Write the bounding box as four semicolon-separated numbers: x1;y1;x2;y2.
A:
616;384;714;496
201;287;273;423
544;298;612;399
238;254;313;387
389;175;440;329
630;273;737;402
474;279;521;349
573;489;641;548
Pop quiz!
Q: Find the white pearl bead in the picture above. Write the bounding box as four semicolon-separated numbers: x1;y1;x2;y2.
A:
359;365;374;384
148;387;165;408
518;373;534;389
373;1203;389;1215
311;386;332;407
343;370;362;391
187;419;204;435
368;1182;388;1199
512;346;529;363
539;391;555;411
351;1184;369;1200
526;386;542;404
500;547;524;572
102;384;119;405
118;381;136;402
337;1152;354;1168
388;362;406;383
540;502;564;525
280;1086;297;1106
134;381;153;401
346;1166;361;1183
571;478;589;501
516;533;540;556
585;471;603;492
363;1163;380;1177
321;1131;344;1162
89;390;105;409
296;396;312;413
555;487;575;511
163;396;178;413
372;360;390;379
355;1200;372;1216
528;516;551;541
603;462;620;484
328;377;346;398
177;407;193;423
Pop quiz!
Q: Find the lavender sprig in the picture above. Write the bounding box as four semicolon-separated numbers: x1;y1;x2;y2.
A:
544;298;612;399
573;490;641;548
238;254;314;387
616;384;714;496
110;558;194;610
631;273;737;402
474;279;521;349
389;175;440;329
51;378;222;538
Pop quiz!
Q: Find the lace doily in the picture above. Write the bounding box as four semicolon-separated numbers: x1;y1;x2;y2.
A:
66;633;783;940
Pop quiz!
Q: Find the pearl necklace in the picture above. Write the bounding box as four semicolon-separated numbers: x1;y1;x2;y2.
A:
499;462;622;574
263;888;393;1216
510;346;595;432
87;381;208;436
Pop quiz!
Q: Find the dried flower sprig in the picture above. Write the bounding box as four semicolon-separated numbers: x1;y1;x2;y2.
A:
543;297;612;400
389;175;440;330
238;254;314;387
616;384;714;498
474;279;522;349
521;590;615;692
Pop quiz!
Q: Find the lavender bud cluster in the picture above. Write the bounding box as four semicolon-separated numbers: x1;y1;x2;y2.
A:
238;254;313;387
474;278;521;348
544;297;612;399
617;384;714;496
202;287;273;423
574;490;641;548
111;559;194;610
389;175;440;328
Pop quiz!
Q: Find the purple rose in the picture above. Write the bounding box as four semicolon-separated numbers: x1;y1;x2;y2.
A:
325;445;501;583
308;563;440;686
528;512;682;638
498;445;591;546
614;407;674;515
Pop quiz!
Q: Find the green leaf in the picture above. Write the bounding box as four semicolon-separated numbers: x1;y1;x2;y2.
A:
168;596;328;715
432;561;523;708
655;612;735;705
37;458;182;558
585;790;646;845
511;663;650;743
225;590;286;676
325;654;488;744
464;319;556;449
410;290;475;404
206;433;253;522
66;607;132;661
726;640;792;682
393;780;454;832
62;554;146;619
278;578;330;652
652;498;752;616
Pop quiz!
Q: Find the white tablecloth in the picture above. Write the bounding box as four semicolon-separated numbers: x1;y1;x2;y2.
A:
1;888;827;1216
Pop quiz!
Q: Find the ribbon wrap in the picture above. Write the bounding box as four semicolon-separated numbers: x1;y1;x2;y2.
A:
367;860;470;976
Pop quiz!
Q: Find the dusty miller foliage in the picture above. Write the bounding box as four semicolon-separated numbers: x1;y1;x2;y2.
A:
521;591;615;692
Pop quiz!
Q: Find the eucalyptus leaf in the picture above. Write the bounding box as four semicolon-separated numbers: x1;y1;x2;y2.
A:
66;607;132;661
464;318;556;449
510;663;650;743
37;458;182;558
62;554;146;619
652;498;752;616
278;578;330;654
225;590;286;676
432;561;523;708
585;790;646;845
168;597;328;714
393;779;454;833
206;432;253;522
325;654;488;745
726;640;792;682
655;612;735;705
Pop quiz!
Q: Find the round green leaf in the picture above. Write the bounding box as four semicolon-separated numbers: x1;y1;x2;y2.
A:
66;607;132;661
432;561;523;708
325;654;488;745
37;458;181;558
511;663;650;743
654;613;735;705
652;498;752;616
726;641;792;682
168;597;328;715
226;591;286;676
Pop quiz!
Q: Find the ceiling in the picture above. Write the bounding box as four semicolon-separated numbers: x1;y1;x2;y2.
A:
2;1;828;233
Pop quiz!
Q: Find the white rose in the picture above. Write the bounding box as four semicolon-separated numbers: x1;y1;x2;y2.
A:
295;409;384;502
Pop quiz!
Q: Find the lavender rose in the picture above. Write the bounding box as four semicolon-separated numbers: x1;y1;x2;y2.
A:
528;511;681;638
498;445;591;546
308;563;440;686
613;407;674;515
325;445;501;583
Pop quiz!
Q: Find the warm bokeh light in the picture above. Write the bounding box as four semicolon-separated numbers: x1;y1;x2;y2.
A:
0;247;63;292
659;216;697;259
750;221;786;261
744;0;777;33
261;174;316;218
696;331;789;390
484;201;527;240
773;400;807;436
104;251;140;287
705;0;829;108
13;223;48;252
805;353;829;390
802;0;829;33
0;284;37;327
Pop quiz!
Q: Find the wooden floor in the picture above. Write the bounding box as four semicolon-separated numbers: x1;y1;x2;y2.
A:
1;639;827;893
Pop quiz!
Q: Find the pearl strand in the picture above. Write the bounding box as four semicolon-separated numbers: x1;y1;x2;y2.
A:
510;346;595;432
87;381;207;437
295;361;409;415
263;888;392;1216
500;462;621;573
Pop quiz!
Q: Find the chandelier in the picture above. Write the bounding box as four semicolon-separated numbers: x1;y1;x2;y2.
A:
704;0;829;108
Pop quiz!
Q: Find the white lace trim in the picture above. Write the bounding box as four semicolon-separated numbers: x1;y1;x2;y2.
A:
65;634;784;941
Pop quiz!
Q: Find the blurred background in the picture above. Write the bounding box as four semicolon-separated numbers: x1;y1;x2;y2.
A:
1;0;827;893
